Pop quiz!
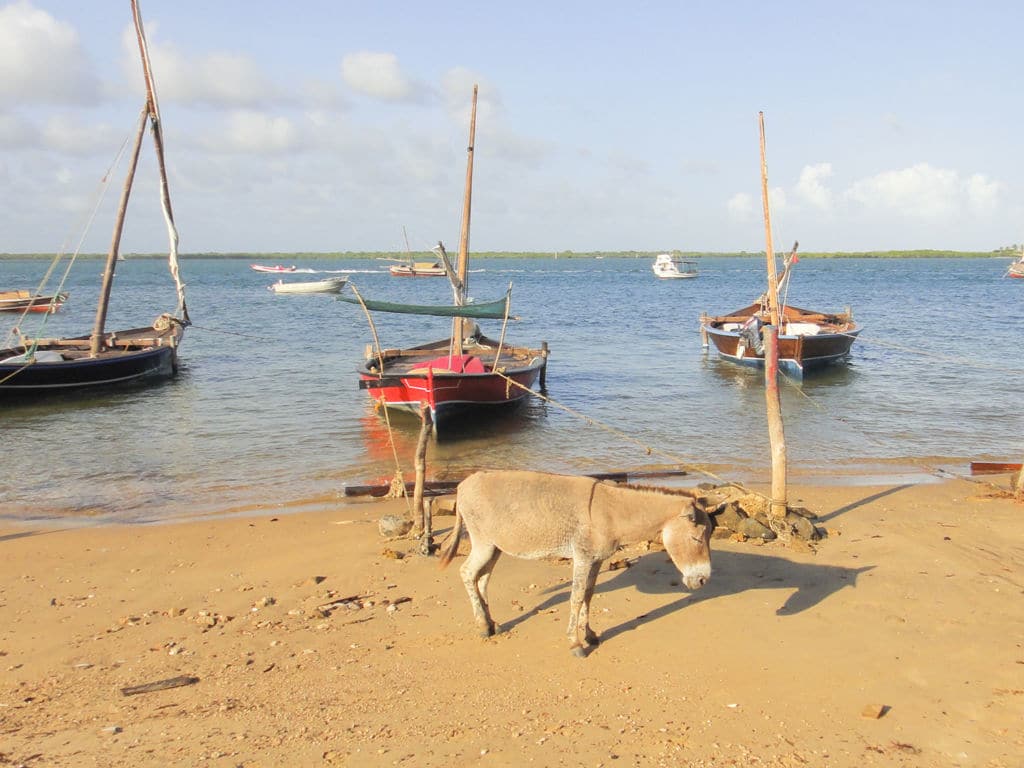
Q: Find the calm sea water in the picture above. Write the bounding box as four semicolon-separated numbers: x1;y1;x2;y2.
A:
1;255;1021;524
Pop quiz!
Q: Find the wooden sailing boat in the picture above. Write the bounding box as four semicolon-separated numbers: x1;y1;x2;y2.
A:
1006;246;1024;278
388;227;448;277
0;0;189;397
700;116;860;378
345;85;549;430
0;289;69;314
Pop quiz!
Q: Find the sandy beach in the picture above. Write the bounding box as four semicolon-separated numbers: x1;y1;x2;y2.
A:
1;475;1021;767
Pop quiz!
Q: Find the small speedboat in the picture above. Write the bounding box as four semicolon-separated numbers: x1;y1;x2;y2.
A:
269;276;347;294
251;264;297;273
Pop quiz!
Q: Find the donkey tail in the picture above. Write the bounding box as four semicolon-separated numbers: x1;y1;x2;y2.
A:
438;507;463;569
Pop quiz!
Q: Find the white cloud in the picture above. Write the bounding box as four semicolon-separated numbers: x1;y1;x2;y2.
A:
0;111;35;146
769;186;787;211
727;192;754;220
199;110;299;154
846;162;992;219
41;114;119;155
121;23;289;108
964;173;1001;214
796;162;833;210
0;1;99;106
847;162;956;218
341;51;428;102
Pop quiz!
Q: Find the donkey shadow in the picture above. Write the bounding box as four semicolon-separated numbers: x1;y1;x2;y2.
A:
499;548;874;648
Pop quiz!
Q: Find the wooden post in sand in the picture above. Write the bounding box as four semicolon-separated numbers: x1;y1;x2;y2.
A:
758;111;789;530
413;403;434;554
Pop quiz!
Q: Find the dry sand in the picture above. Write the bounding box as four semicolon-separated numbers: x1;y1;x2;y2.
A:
1;476;1022;767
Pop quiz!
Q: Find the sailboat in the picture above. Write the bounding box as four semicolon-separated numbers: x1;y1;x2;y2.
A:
388;228;448;277
0;0;189;397
700;114;860;378
1006;247;1024;278
342;85;549;431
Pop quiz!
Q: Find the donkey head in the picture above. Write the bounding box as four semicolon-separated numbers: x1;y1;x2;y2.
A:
662;503;713;591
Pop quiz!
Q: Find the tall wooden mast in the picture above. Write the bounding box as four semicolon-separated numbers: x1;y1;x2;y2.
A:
759;111;781;327
453;85;478;356
759;111;788;528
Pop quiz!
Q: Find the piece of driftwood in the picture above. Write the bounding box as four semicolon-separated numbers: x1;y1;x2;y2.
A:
343;469;690;498
120;675;199;696
970;461;1023;475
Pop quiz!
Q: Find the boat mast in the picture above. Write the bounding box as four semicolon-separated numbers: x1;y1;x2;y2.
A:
758;111;781;327
453;85;478;356
132;0;188;324
89;107;148;356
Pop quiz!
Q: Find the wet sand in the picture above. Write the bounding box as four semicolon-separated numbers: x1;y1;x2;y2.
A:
1;476;1021;767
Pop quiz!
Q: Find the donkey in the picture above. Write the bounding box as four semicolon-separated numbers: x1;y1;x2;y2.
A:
439;470;713;657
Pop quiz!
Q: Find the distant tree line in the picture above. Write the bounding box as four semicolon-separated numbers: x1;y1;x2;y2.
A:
0;248;1014;260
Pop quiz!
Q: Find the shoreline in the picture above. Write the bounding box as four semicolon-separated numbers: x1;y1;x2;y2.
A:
2;475;1021;767
0;457;1011;529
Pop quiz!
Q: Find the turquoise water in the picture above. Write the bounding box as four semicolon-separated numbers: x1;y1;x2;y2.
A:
1;255;1021;523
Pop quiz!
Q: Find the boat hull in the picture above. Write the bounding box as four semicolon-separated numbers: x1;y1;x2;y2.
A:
389;264;447;277
358;337;547;430
0;325;183;395
1008;262;1024;278
270;277;347;294
0;290;69;313
701;303;860;377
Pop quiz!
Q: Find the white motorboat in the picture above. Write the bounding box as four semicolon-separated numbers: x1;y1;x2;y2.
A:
652;254;697;279
269;276;348;294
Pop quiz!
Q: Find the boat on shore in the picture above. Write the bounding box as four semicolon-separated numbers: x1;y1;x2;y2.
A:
269;276;347;294
343;86;549;431
0;0;188;397
652;254;698;279
251;264;297;273
0;290;69;314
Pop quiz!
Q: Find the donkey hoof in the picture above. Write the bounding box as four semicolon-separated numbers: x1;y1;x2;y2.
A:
585;631;600;647
571;645;587;658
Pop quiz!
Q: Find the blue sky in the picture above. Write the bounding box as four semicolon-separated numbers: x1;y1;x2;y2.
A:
1;0;1021;254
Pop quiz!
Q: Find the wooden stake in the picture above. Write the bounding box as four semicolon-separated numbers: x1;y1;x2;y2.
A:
763;326;788;526
413;403;434;554
759;112;788;528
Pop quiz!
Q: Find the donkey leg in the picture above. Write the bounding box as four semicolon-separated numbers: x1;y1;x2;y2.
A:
579;560;603;647
476;548;502;634
566;558;591;657
459;541;499;637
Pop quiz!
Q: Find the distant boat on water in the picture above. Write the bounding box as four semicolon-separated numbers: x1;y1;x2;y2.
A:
652;254;698;279
1006;248;1024;278
269;276;347;294
0;289;69;314
252;264;297;273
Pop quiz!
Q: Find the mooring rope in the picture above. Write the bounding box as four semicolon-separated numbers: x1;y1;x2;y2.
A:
491;370;750;495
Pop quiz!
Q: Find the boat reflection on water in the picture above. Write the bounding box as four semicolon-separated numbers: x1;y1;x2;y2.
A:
701;349;857;391
357;395;551;483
